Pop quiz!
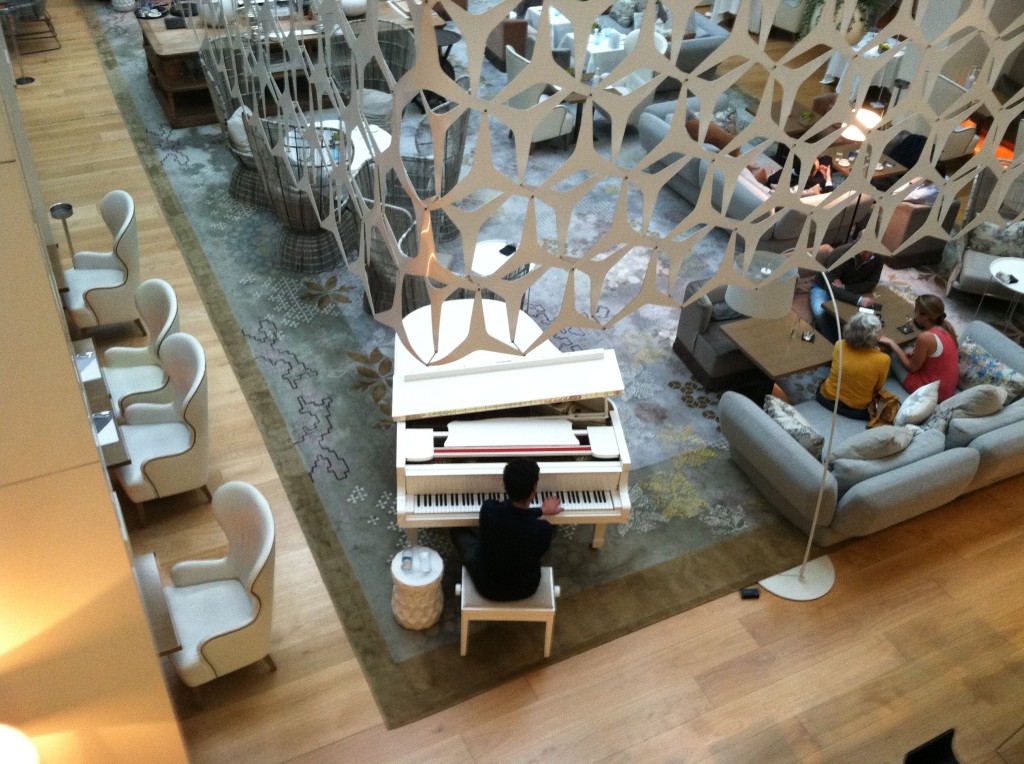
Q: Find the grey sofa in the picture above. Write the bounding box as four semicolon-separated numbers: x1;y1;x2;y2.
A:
881;196;961;269
658;11;729;90
719;321;1024;545
637;100;873;246
673;279;761;392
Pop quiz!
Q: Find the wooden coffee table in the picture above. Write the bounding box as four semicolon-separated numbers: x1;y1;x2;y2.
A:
822;284;921;344
721;312;833;382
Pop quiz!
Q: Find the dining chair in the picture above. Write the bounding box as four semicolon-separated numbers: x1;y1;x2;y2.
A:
113;332;211;524
63;189;142;337
164;481;277;688
102;278;180;418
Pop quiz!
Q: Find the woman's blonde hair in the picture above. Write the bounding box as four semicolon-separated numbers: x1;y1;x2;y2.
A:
916;295;957;344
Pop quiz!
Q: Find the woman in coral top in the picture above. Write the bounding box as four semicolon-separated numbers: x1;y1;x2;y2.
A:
817;312;891;420
879;295;959;402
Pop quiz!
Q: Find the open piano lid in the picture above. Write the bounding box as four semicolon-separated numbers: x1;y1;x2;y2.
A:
392;300;625;421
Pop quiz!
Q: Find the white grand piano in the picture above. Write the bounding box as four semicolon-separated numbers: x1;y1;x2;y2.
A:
393;299;631;549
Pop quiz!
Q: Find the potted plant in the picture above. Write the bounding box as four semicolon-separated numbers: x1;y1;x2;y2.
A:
800;0;893;41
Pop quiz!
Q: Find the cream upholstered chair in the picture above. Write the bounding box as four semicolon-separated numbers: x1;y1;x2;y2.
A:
113;333;210;522
935;123;980;168
456;566;560;657
504;45;574;147
595;30;668;134
63;190;142;336
164;481;276;687
102;279;180;419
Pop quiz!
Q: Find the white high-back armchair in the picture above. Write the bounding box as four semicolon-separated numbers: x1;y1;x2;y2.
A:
62;190;142;335
113;332;210;521
164;481;276;687
505;45;575;146
103;279;180;418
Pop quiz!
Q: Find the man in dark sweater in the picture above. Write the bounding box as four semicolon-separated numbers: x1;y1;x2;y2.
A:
451;458;562;601
811;243;884;342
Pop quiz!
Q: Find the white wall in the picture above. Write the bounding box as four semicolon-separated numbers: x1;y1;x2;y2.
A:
0;53;188;764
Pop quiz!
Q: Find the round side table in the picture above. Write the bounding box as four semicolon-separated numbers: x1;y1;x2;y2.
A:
390;546;444;630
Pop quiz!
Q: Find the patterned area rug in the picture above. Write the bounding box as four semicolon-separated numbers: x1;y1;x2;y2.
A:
86;4;956;728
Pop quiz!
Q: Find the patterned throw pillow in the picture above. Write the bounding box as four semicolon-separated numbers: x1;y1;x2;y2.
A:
958;340;1024;402
894;381;939;426
967;220;1024;257
763;396;824;459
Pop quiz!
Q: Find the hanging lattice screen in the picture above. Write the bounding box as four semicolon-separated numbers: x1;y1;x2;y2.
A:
197;0;1024;362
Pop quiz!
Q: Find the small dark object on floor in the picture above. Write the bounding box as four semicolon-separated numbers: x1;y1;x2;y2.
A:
903;728;959;763
740;587;760;599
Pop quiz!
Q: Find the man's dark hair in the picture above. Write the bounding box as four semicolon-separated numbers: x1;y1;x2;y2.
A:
503;458;540;503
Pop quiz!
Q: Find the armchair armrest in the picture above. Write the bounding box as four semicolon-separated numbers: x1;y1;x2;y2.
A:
171;557;232;587
72;251;118;270
123;401;178;425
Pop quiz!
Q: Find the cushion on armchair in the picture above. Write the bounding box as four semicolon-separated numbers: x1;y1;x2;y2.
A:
959;340;1024;402
763;396;824;459
967;219;1024;257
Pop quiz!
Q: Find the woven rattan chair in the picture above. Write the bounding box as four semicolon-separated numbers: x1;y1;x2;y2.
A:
389;77;471;244
244;114;360;273
352;162;429;316
198;38;269;209
326;19;417;132
3;0;59;53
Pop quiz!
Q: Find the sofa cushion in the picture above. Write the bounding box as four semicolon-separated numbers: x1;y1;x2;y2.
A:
968;219;1024;257
831;428;945;494
227;106;252;154
959;340;1024;402
830;425;916;462
894;380;939;426
924;384;1008;434
763;396;824;459
946;398;1024;448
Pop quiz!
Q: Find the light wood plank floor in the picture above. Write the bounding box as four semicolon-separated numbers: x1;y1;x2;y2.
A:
15;3;1024;762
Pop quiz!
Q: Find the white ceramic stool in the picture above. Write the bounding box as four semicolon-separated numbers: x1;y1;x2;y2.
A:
455;566;560;657
390;546;443;630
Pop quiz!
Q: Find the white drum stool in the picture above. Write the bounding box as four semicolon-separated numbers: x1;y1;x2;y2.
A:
455;566;560;657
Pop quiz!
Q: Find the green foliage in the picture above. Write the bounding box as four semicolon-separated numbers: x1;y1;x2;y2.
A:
799;0;892;40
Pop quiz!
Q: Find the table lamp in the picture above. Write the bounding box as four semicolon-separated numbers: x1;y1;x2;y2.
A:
723;252;797;319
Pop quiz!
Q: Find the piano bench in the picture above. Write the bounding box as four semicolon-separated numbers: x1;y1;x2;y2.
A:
455;566;560;657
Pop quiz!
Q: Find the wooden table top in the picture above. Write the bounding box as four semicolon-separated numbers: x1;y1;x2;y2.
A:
721;312;834;380
822;145;907;182
822;283;921;344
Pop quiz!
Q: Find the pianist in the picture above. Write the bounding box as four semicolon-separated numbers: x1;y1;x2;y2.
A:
451;458;564;601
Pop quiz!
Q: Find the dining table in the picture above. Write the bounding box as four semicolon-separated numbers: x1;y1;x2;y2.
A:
562;29;628;75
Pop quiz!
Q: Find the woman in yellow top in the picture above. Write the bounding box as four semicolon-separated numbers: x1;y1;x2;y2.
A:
816;312;891;420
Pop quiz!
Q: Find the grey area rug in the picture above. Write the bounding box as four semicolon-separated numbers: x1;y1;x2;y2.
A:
87;3;1002;727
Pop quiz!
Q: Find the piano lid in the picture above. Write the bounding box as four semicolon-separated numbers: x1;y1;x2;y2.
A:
392;300;625;421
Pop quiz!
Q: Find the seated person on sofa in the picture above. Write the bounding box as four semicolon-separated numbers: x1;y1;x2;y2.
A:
879;294;960;402
754;155;835;195
810;244;883;343
817;312;891;420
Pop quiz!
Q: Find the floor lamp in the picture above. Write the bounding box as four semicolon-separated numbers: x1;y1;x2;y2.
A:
753;254;844;601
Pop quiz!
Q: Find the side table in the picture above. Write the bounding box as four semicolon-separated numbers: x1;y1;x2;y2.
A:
984;257;1024;330
390;546;444;630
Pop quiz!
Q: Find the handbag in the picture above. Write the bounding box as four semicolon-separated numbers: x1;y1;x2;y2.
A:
867;389;900;428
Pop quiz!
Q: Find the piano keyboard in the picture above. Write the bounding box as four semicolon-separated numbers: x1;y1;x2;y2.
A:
411;489;615;514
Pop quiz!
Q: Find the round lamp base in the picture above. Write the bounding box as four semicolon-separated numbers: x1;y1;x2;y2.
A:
759;556;835;601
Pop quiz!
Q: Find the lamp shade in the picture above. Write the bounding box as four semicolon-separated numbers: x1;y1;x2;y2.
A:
724;252;797;319
0;726;37;764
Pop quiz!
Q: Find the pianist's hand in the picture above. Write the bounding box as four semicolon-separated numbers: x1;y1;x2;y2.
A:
541;497;563;516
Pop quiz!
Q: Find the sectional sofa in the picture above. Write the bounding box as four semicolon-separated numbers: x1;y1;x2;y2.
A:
719;321;1024;545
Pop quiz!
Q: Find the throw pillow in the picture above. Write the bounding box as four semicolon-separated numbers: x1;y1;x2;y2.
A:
830;425;915;461
227;106;252;154
967;219;1024;257
763;396;824;459
923;384;1008;434
958;340;1024;402
894;381;940;426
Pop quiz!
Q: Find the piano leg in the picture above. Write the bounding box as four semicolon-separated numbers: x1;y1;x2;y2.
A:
591;524;607;549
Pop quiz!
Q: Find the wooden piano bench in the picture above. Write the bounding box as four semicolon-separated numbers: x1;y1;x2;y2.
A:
455;566;560;657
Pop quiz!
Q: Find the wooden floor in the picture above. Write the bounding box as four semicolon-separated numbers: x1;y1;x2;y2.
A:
14;3;1024;762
